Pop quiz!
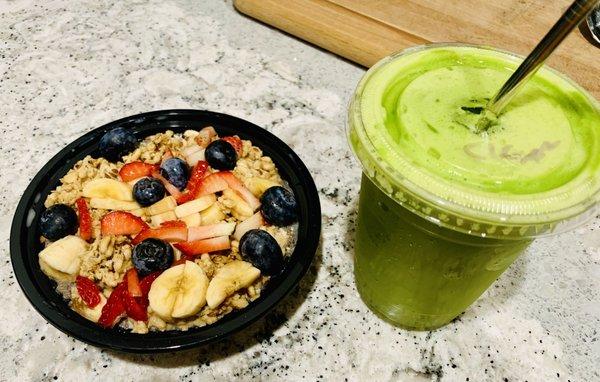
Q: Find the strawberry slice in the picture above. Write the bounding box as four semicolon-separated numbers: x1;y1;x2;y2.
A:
174;236;231;256
196;172;229;196
136;272;161;310
221;136;243;156
187;222;236;242
100;211;149;236
152;169;183;199
75;198;93;241
76;276;101;308
195;126;217;148
126;268;142;297
175;161;209;204
160;220;187;228
98;281;127;328
219;171;261;210
119;161;159;182
132;226;188;245
124;292;147;322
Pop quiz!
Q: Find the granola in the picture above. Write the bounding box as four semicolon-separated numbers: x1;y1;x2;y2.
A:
37;126;298;332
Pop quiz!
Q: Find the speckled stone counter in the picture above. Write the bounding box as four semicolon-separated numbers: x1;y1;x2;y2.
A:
0;1;598;381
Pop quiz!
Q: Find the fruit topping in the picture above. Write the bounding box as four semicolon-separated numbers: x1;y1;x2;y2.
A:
219;171;261;210
89;198;141;211
75;198;92;241
233;212;265;241
199;202;226;225
76;276;102;308
123;290;148;322
187;222;236;241
180;213;201;227
132;238;175;276
196;172;229;196
148;261;209;320
174;236;231;256
160;157;189;191
194;126;217;148
239;229;283;275
38;235;88;276
98;127;138;162
131;225;188;245
98;281;127;328
39;204;79;241
119;161;159;182
146;196;177;216
133;177;166;207
222;188;253;219
159;220;187;228
150;211;177;227
175;194;216;218
206;261;260;309
151;169;183;198
260;186;298;226
221;136;243;157
126;268;143;297
100;211;149;236
175;161;210;204
247;177;280;197
205;140;237;170
83;178;134;201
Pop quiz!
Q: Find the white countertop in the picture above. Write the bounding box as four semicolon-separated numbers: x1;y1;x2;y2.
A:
0;0;598;380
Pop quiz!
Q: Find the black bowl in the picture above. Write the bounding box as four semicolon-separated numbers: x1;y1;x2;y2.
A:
10;109;321;353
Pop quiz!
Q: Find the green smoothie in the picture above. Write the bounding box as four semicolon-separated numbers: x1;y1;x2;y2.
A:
348;45;600;330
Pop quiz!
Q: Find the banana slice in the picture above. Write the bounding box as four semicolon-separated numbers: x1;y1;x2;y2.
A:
180;213;202;227
247;177;281;197
72;293;107;323
206;261;260;309
200;202;226;225
39;258;76;282
39;235;88;276
89;198;141;211
82;178;134;201
222;189;253;219
148;261;209;320
174;194;216;218
150;210;177;226
146;196;177;216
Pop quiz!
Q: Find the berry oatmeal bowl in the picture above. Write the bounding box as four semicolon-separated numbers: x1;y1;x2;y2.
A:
10;110;321;353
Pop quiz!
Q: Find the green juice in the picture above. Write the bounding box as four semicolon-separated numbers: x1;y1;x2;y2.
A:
348;45;600;330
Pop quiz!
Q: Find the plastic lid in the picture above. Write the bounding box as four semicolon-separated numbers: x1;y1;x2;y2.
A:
348;44;600;239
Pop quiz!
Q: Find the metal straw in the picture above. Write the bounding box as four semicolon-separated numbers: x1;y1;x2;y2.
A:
487;0;600;115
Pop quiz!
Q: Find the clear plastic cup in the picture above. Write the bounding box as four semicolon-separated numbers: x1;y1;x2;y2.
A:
347;44;600;330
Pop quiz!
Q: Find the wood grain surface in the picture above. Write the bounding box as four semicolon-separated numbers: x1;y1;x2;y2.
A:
234;0;599;99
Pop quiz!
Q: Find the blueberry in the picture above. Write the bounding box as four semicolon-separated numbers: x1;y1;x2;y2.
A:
260;186;298;226
160;157;189;190
239;229;284;275
132;239;174;276
205;140;237;170
98;127;138;162
133;178;166;207
39;204;79;241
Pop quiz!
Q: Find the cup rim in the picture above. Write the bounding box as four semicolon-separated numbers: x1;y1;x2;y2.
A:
347;43;600;238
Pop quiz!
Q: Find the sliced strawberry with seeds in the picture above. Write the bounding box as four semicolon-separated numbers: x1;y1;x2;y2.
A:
196;172;229;196
174;236;231;256
132;226;188;245
139;272;161;297
75;198;93;241
221;136;243;157
219;171;261;210
100;211;149;236
98;281;127;328
76;276;101;308
152;169;183;199
124;292;148;322
160;220;187;228
126;268;142;297
175;161;210;204
119;161;159;182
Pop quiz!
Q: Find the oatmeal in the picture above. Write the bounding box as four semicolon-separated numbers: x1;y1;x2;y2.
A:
37;126;298;332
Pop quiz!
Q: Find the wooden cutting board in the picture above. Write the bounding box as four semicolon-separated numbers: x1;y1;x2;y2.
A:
234;0;600;99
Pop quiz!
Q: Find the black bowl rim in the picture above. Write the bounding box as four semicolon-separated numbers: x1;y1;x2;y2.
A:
10;109;321;353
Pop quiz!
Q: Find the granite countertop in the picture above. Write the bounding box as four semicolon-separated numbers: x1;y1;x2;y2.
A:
0;1;598;381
